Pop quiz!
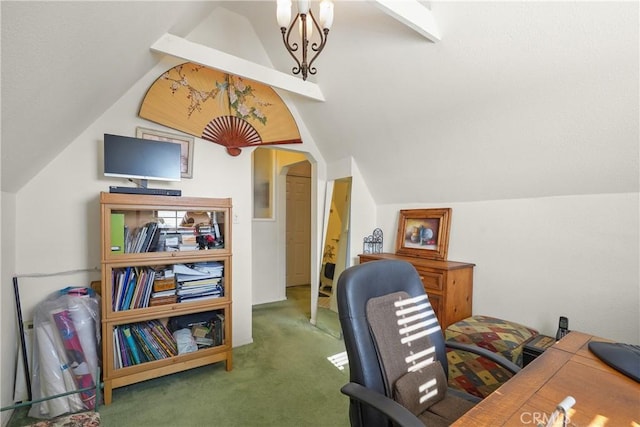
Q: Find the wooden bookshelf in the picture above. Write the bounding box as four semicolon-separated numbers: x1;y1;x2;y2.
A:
100;192;233;404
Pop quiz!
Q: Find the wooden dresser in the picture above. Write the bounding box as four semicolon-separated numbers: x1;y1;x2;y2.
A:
358;253;474;329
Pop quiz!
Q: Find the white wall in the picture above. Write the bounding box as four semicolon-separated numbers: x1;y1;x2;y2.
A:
346;159;377;268
377;193;640;343
1;193;16;425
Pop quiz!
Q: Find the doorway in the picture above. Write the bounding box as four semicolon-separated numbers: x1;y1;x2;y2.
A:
318;177;351;332
251;148;344;337
285;161;312;287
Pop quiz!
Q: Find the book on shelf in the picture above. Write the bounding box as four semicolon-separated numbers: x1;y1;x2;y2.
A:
132;325;161;361
151;289;176;298
191;324;214;347
212;211;222;240
122;327;142;365
129;269;145;310
181;234;197;245
113;326;123;369
174;262;223;281
142;222;161;252
192;261;224;275
129;327;153;362
121;270;137;310
114;321;179;367
149;320;178;356
139;323;167;358
178;283;222;293
116;328;130;368
123;222;163;254
112;267;157;311
177;276;222;288
178;244;198;251
213;312;224;346
142;270;155;308
133;268;155;309
153;277;176;292
149;295;178;307
176;282;224;302
133;227;147;253
112;267;129;311
177;293;223;303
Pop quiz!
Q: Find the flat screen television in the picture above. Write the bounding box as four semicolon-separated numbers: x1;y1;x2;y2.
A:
103;133;181;184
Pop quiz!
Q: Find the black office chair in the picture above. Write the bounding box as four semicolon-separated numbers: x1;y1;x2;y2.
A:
337;260;520;427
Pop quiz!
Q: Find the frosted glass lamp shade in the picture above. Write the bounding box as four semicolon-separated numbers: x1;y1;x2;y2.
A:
277;0;292;28
297;0;310;14
319;0;334;29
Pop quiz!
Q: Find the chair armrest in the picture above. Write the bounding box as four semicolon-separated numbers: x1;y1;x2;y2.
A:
446;341;521;374
340;382;424;427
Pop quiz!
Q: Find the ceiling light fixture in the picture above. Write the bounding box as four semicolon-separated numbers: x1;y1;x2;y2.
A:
277;0;334;81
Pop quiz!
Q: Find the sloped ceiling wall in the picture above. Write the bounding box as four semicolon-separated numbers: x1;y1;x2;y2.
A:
2;1;638;202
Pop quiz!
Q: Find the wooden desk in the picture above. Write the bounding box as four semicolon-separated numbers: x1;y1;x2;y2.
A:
452;332;640;426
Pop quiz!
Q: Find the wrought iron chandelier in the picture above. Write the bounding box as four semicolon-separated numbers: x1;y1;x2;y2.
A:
277;0;334;81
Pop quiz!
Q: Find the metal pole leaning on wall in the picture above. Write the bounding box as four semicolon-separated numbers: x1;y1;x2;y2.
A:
13;276;32;402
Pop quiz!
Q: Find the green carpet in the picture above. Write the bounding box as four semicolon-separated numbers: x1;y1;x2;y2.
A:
8;285;350;427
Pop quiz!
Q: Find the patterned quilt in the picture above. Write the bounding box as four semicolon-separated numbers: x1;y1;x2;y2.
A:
445;315;538;398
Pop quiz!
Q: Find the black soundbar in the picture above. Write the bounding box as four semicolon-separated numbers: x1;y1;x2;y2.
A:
109;186;181;196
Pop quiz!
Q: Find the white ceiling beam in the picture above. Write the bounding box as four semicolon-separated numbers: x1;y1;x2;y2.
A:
372;0;440;42
150;33;325;102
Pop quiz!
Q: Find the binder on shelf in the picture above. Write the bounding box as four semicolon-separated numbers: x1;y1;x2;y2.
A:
121;271;137;310
110;213;125;254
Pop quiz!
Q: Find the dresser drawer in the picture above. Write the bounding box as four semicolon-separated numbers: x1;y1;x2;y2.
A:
415;268;444;291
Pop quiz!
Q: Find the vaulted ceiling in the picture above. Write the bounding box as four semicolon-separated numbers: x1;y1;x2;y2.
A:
2;1;638;202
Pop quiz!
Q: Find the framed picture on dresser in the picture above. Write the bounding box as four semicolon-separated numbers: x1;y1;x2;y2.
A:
395;208;452;260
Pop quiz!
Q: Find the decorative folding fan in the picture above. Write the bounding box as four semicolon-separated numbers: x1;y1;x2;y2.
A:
139;63;302;156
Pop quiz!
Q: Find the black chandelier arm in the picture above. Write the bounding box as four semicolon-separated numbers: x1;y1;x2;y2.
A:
307;28;329;76
281;25;304;77
305;12;328;77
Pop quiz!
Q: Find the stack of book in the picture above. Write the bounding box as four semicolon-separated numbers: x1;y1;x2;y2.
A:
174;262;224;303
113;319;178;368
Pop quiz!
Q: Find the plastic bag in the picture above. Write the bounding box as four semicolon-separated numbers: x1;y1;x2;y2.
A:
173;328;198;354
28;287;101;419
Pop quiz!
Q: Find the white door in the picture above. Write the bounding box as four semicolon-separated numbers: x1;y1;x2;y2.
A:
286;175;311;286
